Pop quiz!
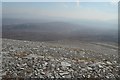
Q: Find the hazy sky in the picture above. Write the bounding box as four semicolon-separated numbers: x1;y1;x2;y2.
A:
2;2;118;29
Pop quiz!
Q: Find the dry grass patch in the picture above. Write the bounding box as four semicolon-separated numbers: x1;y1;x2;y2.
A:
14;51;31;58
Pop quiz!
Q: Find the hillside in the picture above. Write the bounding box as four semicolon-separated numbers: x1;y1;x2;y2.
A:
1;39;119;79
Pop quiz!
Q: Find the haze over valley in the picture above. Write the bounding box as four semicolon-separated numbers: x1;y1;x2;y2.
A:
2;2;118;43
2;18;118;43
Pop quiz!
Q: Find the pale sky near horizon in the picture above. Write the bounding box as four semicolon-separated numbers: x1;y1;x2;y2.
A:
2;2;118;29
1;0;119;2
3;2;118;20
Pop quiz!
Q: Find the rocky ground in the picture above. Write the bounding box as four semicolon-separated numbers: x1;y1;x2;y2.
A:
1;39;120;80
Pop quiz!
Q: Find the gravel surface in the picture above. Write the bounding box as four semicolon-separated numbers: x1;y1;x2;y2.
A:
1;39;120;79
